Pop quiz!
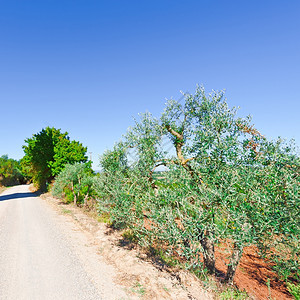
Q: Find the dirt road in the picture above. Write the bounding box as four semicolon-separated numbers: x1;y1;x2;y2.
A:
0;185;126;300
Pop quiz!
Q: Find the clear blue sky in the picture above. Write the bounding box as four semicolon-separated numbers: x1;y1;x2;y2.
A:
1;0;299;168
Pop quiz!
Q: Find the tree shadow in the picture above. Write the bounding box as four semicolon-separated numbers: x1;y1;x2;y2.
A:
0;192;36;202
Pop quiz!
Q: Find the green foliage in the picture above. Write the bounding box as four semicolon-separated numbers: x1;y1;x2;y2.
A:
287;282;300;300
21;127;88;189
61;208;72;214
219;288;249;300
0;155;24;186
122;229;138;243
50;138;89;177
52;163;94;206
93;86;299;285
130;281;146;296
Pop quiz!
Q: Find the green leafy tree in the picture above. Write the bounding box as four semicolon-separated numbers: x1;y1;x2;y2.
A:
50;137;89;177
95;86;299;285
0;155;24;186
158;88;299;283
21;127;88;189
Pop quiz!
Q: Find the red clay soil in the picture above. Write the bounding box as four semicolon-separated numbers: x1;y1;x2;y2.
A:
142;215;293;299
215;245;292;300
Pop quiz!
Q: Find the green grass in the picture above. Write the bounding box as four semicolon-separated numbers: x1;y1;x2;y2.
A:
219;287;249;300
61;207;72;214
287;283;300;300
147;246;181;268
97;212;111;223
122;229;138;243
162;285;169;292
130;281;146;297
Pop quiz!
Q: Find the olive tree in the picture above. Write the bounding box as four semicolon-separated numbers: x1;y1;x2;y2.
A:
95;86;299;284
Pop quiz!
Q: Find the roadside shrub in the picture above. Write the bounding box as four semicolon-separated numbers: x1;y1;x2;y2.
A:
52;163;94;206
0;155;25;186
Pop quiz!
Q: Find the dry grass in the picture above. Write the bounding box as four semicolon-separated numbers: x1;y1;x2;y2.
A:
0;186;6;194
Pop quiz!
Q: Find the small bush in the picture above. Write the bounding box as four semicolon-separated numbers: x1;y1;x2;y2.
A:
219;288;249;300
52;163;94;206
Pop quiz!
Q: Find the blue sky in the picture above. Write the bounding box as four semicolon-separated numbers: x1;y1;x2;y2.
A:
1;0;299;168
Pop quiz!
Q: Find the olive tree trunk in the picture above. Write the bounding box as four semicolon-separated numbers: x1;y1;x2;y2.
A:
224;243;243;284
200;231;216;275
